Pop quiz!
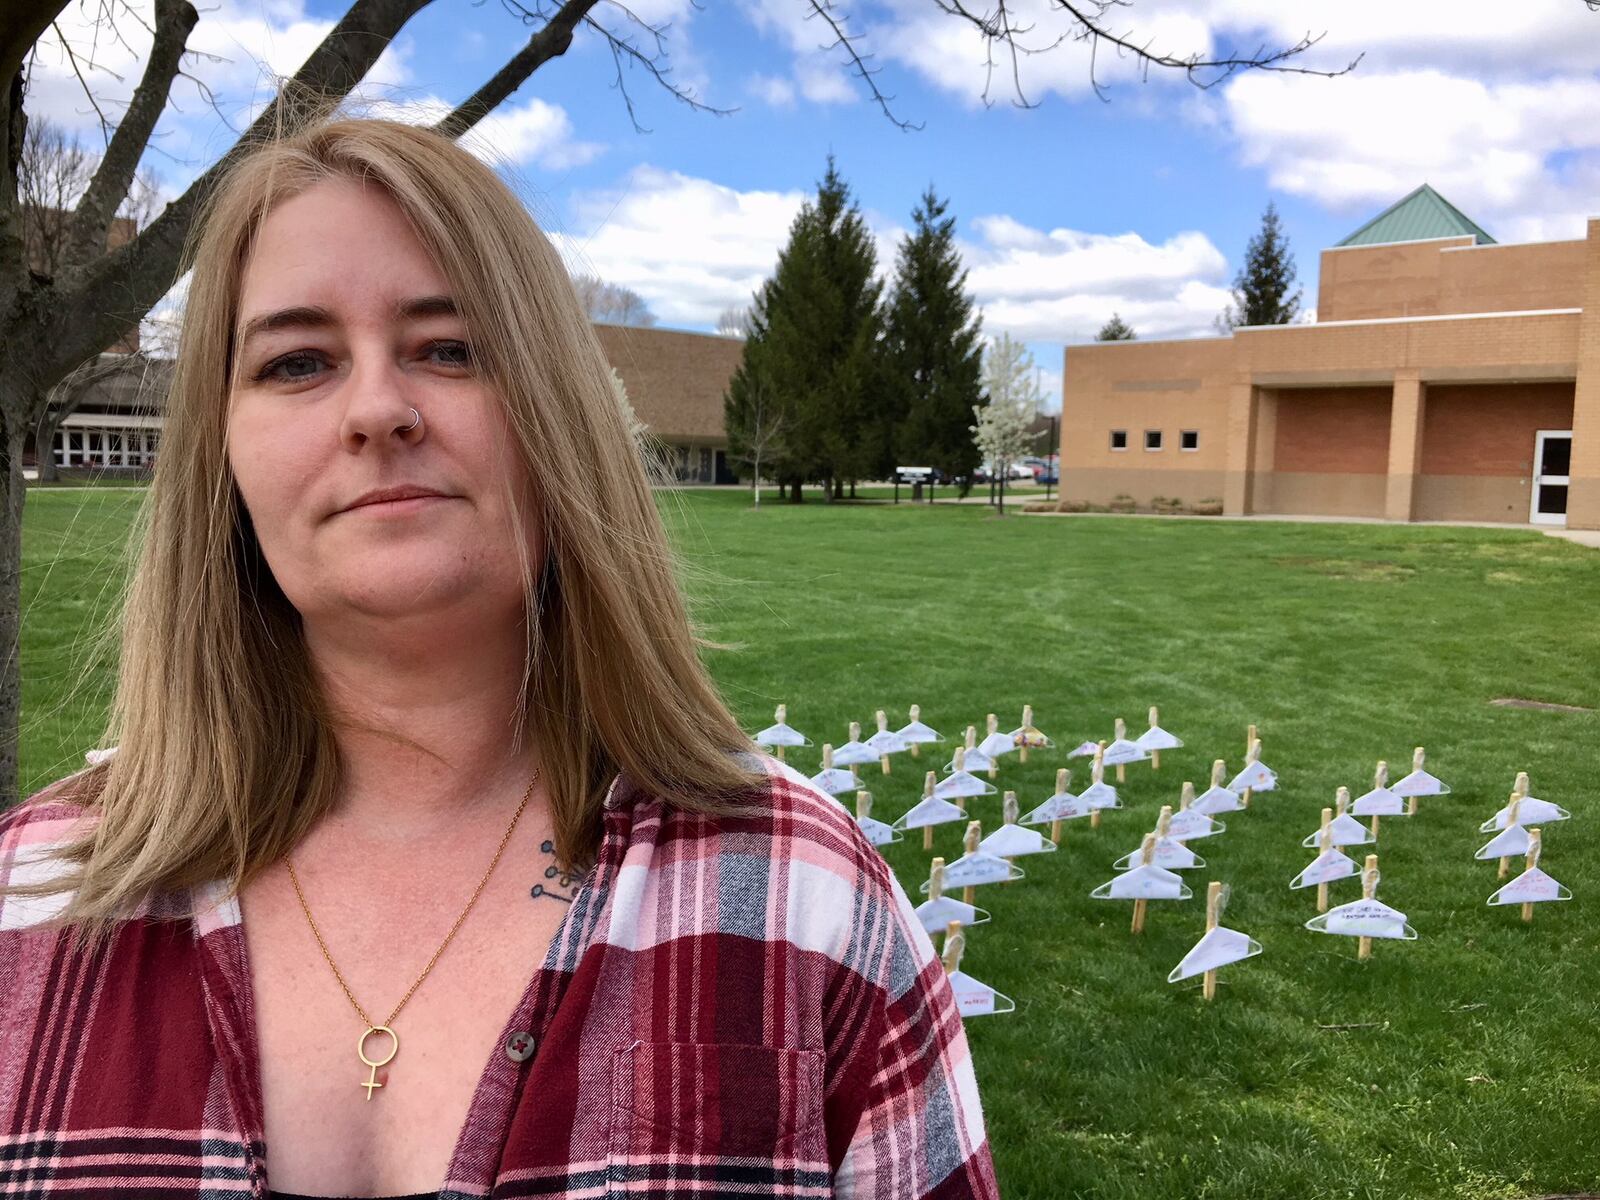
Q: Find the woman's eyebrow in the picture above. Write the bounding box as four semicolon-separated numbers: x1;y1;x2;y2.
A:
236;295;460;351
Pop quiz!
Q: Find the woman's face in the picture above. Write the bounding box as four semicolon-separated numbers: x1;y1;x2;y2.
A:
226;177;537;633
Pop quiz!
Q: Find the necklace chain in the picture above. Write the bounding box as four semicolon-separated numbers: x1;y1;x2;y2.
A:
285;770;539;1032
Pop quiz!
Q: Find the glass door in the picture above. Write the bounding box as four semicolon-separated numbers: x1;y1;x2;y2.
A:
1529;430;1571;526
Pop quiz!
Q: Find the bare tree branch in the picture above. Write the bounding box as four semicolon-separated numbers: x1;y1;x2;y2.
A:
22;0;434;394
61;0;197;272
431;0;600;139
802;0;921;132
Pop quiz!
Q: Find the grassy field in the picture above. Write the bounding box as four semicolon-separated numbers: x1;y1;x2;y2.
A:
19;486;1600;1199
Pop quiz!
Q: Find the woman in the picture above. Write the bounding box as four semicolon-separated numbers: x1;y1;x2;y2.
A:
0;114;996;1198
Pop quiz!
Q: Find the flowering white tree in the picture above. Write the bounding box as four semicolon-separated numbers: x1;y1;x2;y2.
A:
971;332;1041;516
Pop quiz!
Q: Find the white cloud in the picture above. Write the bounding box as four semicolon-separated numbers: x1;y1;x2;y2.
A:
736;0;862;108
552;166;810;327
552;164;1232;353
965;221;1232;343
748;73;797;107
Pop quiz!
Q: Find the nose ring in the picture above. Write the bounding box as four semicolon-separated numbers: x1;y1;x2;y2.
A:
399;407;421;434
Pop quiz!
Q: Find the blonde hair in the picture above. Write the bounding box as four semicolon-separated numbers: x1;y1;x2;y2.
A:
20;102;760;934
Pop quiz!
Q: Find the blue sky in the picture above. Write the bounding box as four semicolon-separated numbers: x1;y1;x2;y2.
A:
28;1;1600;410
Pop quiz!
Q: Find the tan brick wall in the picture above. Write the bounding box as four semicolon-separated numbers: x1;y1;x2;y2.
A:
1415;476;1532;523
1272;387;1391;474
1419;383;1575;477
1318;238;1585;322
1259;473;1387;517
1571;220;1600;529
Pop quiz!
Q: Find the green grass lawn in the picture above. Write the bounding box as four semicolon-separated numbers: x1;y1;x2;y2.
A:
19;486;1600;1199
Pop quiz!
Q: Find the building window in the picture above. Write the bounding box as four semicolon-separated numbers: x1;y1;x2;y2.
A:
1144;430;1163;451
1110;430;1128;451
1181;430;1200;451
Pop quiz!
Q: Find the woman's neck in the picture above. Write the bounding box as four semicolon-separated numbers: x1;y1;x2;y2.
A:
302;614;538;843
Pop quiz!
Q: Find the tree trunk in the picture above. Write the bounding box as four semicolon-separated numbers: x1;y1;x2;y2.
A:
787;480;803;504
35;410;63;484
0;402;28;804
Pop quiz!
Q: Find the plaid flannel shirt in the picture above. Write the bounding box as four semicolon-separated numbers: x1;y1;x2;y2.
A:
0;753;997;1198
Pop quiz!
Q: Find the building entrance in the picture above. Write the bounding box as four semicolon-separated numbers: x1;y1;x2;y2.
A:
1530;431;1572;526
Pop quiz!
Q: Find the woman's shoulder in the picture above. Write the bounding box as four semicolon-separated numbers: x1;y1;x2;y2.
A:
0;767;105;933
630;750;927;976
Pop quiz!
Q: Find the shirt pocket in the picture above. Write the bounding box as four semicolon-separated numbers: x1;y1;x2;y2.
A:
608;1041;830;1196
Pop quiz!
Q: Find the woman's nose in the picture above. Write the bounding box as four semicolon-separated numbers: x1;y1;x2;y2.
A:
337;353;425;451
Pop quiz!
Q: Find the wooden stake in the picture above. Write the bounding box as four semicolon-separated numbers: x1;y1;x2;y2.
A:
952;750;968;812
1246;723;1257;758
855;791;872;822
986;714;999;778
1131;833;1157;934
1003;792;1018;882
927;856;946;904
1149;706;1161;771
921;771;937;850
1499;790;1523;879
875;710;892;775
1019;704;1033;763
908;705;921;758
1203;881;1222;1000
775;704;787;762
941;919;964;974
1050;767;1070;845
1091;744;1107;828
962;820;981;906
1358;854;1378;961
1114;717;1128;782
1408;746;1425;816
1370;762;1388;837
1316;805;1333;913
1210;758;1227;792
1522;827;1542;924
1242;737;1262;809
1179;780;1197;811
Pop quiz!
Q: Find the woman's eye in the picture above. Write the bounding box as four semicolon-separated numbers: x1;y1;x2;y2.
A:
252;352;323;383
430;340;472;368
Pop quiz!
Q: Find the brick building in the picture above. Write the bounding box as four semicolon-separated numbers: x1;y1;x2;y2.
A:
1060;186;1600;529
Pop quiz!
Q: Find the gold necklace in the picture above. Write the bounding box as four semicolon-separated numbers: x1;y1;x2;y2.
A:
284;771;539;1101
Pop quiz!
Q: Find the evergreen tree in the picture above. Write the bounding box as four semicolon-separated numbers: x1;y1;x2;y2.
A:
1095;313;1136;341
884;186;984;496
1220;202;1302;328
724;157;883;501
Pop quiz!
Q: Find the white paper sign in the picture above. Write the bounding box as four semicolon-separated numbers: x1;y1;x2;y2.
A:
865;730;911;755
831;740;880;767
933;770;995;801
914;895;989;934
1010;727;1053;750
1481;798;1569;831
897;720;944;745
1077;781;1121;811
1350;787;1407;816
1475;825;1531;860
1308;898;1415;940
1290;848;1357;889
1300;814;1372;849
1023;793;1090;825
977;732;1016;758
1067;741;1100;759
1488;867;1570;905
893;796;967;831
1392;768;1449;797
1164;809;1222;841
948;970;1014;1017
809;768;859;796
1191;785;1243;815
1114;839;1203;871
1092;864;1191;900
980;825;1056;858
948;748;994;774
1136;725;1184;752
1102;738;1149;766
1167;926;1262;982
1228;762;1277;792
754;722;809;748
927;851;1023;890
856;816;900;847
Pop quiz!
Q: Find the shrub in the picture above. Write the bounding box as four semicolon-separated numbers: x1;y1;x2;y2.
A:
1188;497;1224;516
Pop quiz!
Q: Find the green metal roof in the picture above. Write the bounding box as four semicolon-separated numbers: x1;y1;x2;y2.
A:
1335;184;1496;248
